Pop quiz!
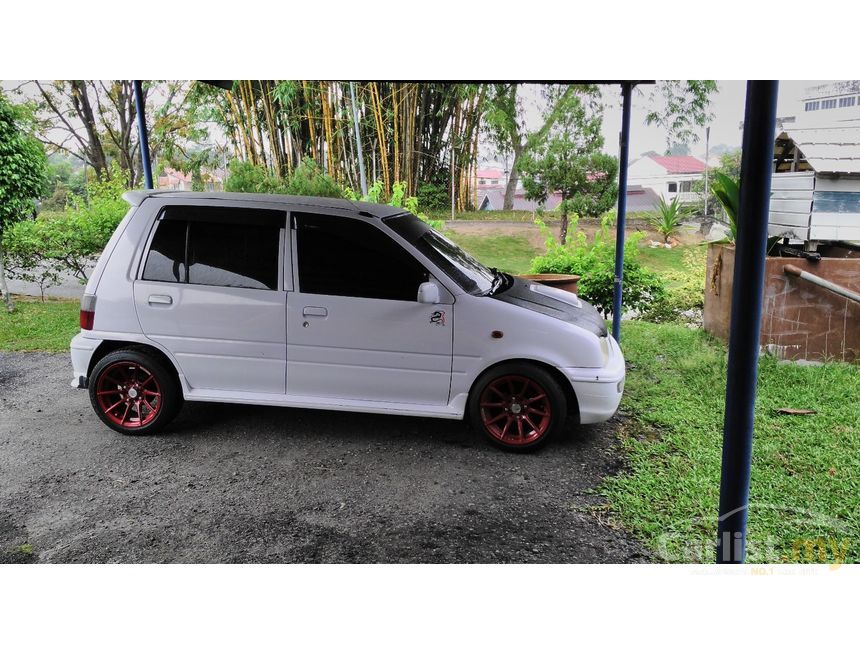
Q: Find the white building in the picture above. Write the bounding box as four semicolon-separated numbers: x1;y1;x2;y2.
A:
802;81;860;118
626;154;709;206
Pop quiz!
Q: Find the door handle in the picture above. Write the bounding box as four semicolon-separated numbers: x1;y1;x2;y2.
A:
148;294;173;306
302;306;328;317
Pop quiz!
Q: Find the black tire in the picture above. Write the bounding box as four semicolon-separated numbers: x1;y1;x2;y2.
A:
467;362;567;452
88;347;183;435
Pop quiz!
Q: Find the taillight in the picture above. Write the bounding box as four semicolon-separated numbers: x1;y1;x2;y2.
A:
80;294;96;330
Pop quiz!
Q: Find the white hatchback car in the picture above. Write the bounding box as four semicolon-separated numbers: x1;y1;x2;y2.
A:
70;191;624;451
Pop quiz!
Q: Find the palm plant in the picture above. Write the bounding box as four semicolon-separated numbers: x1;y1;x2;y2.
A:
710;171;739;242
648;195;687;243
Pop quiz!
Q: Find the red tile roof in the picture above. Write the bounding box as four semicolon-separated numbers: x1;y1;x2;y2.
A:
648;155;707;174
477;168;504;179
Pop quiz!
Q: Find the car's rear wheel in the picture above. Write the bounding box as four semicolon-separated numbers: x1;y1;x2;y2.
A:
88;348;182;435
468;362;567;452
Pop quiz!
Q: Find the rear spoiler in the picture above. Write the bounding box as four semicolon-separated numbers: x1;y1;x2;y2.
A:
122;190;157;206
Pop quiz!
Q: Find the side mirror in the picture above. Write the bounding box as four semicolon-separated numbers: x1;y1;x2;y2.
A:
417;281;440;304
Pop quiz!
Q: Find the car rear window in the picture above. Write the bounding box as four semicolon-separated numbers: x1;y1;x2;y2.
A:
142;206;283;290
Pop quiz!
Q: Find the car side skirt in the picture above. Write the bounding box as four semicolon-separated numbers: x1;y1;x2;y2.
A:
183;389;469;420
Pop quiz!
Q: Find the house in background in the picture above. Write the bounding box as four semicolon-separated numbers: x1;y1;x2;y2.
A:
476;188;563;212
801;81;860;117
625;185;662;212
626;154;708;207
158;167;226;192
475;157;703;214
158;168;193;191
476;167;505;188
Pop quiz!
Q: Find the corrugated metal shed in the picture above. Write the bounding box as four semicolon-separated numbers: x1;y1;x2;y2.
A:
770;128;860;241
774;125;860;174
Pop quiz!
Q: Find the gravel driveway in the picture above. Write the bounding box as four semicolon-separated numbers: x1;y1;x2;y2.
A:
0;352;648;563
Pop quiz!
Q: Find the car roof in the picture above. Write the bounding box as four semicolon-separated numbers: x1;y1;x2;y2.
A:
122;190;407;218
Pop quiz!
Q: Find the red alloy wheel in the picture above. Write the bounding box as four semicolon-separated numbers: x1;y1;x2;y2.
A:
95;361;162;429
478;375;552;446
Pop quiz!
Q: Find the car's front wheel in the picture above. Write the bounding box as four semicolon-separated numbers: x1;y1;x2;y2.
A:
468;362;567;452
88;348;182;435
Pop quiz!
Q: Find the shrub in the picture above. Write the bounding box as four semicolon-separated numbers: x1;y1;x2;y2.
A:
529;214;664;318
223;160;284;194
3;168;129;288
345;180;444;230
224;158;344;198
647;195;689;243
639;246;707;325
416;183;449;211
285;158;343;198
711;171;739;242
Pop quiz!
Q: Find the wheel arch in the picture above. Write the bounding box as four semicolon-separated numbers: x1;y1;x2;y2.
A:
87;339;182;385
466;358;580;423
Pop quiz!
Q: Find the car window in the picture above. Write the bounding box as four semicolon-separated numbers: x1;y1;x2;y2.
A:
295;213;428;301
142;206;283;290
142;219;187;283
188;221;280;290
384;213;494;296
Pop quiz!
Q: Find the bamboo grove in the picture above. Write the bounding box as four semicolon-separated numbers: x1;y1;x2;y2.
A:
193;81;485;208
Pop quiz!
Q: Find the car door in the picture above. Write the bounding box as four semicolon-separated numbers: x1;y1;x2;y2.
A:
286;211;453;406
133;203;287;394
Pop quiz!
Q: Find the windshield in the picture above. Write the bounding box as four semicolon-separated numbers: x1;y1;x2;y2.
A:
384;213;495;295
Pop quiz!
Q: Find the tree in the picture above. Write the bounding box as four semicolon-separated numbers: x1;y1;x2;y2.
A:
193;81;485;206
518;93;618;242
691;150;741;219
483;84;597;211
645;81;718;152
0;91;47;312
668;141;691;156
22;80;201;188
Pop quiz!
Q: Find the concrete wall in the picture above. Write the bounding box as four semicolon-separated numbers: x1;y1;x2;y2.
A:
704;244;860;363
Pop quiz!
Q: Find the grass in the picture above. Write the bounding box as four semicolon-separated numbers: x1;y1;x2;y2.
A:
604;321;860;563
15;543;33;556
636;244;689;275
430;209;657;223
0;297;79;352
444;224;699;281
444;231;537;275
428;209;537;222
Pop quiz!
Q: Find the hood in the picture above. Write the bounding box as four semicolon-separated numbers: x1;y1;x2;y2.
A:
490;277;608;337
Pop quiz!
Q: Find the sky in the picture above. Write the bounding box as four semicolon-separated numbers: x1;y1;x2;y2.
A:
600;80;833;160
493;80;839;167
2;79;844;167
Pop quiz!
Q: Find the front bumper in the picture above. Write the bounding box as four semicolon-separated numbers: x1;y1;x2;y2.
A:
563;334;626;424
70;332;100;389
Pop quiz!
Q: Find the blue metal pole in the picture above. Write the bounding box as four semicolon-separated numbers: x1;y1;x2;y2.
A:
133;80;153;190
612;82;633;341
716;80;779;564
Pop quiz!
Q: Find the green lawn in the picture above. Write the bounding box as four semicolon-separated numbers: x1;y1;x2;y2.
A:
604;322;860;563
443;231;537;274
636;244;688;275
428;209;537;222
444;226;699;281
0;297;79;352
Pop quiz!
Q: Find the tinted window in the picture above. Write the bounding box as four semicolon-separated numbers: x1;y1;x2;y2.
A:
385;213;494;296
188;221;280;290
142;206;282;290
296;213;427;301
142;219;187;283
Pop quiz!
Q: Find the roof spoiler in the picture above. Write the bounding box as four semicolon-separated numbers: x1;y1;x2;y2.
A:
122;190;155;207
